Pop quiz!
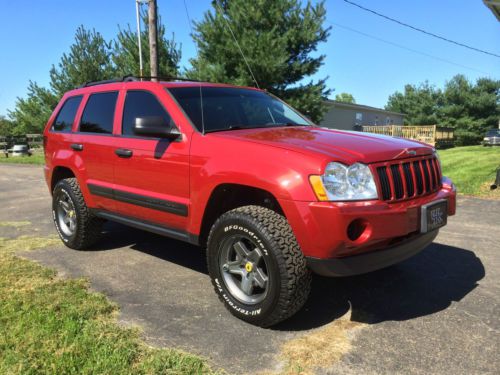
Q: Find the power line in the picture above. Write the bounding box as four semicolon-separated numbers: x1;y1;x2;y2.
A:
343;0;500;59
329;21;489;75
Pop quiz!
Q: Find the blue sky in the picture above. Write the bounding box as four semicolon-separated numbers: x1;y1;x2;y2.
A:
0;0;499;116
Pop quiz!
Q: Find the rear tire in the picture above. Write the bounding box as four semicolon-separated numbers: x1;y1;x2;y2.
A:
52;178;103;250
207;205;311;327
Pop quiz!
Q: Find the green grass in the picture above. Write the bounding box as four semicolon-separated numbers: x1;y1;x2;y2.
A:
438;145;500;197
0;233;218;375
0;153;45;165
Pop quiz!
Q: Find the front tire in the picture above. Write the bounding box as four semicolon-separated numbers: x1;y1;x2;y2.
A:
207;205;311;327
52;178;103;250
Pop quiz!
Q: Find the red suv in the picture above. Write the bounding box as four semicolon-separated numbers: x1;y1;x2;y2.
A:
44;77;456;327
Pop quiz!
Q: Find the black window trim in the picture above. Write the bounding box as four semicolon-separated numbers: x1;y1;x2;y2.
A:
75;90;119;136
164;88;201;135
120;89;180;140
49;94;84;134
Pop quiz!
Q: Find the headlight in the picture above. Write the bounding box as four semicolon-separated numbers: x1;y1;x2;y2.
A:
310;162;378;201
484;137;490;141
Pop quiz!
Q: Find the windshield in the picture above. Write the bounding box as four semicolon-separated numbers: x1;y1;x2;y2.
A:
167;87;311;133
487;129;500;136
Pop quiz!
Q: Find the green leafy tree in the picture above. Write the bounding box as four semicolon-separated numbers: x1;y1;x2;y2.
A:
386;75;500;145
189;0;331;122
8;82;58;135
439;75;499;144
49;26;116;97
386;81;442;125
0;116;14;136
113;12;181;77
335;92;356;104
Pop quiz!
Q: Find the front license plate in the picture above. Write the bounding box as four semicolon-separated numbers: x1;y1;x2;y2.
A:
421;199;448;233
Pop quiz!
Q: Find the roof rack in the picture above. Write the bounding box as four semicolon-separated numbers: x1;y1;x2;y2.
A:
77;75;205;88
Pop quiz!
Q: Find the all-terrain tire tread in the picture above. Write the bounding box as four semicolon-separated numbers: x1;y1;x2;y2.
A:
54;178;103;249
207;205;311;327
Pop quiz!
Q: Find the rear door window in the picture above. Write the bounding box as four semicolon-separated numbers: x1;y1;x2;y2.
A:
51;96;83;132
79;92;118;134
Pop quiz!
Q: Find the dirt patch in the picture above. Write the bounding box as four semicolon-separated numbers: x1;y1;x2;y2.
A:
271;309;366;374
0;235;61;254
0;220;31;227
476;182;500;200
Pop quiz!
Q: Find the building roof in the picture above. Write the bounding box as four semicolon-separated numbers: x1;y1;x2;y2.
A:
323;99;405;117
484;0;500;21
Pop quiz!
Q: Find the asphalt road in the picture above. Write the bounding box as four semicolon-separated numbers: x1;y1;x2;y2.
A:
1;164;499;374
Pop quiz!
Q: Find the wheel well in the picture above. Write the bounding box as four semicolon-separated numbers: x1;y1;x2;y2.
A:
51;167;75;193
199;184;284;246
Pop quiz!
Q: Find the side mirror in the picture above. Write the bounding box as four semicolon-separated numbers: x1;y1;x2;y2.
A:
133;116;181;139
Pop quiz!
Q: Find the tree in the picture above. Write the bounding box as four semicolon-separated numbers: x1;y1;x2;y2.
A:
335;93;355;104
49;26;116;97
8;81;58;135
440;75;499;144
386;81;442;125
0;116;14;136
386;75;500;145
112;12;181;77
189;0;331;122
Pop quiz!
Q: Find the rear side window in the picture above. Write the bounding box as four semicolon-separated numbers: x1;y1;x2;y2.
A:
79;92;118;134
51;96;83;132
122;90;174;136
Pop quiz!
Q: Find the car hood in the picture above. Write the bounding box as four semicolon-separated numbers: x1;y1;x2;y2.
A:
211;126;433;164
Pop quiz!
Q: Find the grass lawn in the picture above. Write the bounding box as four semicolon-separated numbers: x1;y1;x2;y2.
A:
438;145;500;198
0;232;217;375
0;153;45;165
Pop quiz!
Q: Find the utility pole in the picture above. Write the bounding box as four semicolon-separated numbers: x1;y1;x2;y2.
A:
148;0;159;81
135;0;144;77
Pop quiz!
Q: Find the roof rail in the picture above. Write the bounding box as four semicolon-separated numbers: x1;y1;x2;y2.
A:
136;76;204;83
76;75;206;89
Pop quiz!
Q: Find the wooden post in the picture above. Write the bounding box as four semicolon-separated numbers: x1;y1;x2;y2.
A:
148;0;158;81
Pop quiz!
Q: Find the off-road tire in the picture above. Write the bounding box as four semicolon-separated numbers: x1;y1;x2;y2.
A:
207;205;311;327
52;178;103;249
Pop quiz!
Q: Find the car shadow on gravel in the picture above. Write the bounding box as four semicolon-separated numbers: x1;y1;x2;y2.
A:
91;222;485;332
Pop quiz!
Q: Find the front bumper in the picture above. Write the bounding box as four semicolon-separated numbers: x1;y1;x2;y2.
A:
278;177;456;263
306;230;438;276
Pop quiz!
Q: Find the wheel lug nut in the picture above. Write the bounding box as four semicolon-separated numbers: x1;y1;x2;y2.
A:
222;264;229;271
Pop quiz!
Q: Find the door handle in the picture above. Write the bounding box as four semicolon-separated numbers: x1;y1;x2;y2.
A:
115;148;133;158
71;143;83;151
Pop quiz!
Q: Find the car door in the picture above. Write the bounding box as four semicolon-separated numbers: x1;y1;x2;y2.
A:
112;88;191;232
71;90;120;212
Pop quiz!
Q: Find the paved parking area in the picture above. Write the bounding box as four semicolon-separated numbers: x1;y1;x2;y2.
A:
1;164;499;374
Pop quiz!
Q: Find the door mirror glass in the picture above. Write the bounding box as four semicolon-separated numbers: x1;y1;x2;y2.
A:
133;116;180;139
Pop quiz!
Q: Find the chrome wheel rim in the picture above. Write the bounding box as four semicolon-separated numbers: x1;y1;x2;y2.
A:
219;235;270;304
56;191;77;237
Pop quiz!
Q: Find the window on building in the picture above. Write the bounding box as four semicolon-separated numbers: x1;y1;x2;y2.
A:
79;92;118;134
355;112;363;125
51;96;83;132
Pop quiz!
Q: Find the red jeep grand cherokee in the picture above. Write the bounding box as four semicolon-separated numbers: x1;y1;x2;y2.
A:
43;77;456;327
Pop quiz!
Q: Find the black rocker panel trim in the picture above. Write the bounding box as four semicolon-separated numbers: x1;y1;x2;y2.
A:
92;209;199;245
88;183;188;217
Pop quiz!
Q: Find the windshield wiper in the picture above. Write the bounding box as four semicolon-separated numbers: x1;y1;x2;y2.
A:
266;122;309;127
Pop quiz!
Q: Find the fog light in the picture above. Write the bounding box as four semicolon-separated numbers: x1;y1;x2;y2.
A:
347;219;371;243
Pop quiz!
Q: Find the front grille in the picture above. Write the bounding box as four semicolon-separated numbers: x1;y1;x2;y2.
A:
375;156;441;202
